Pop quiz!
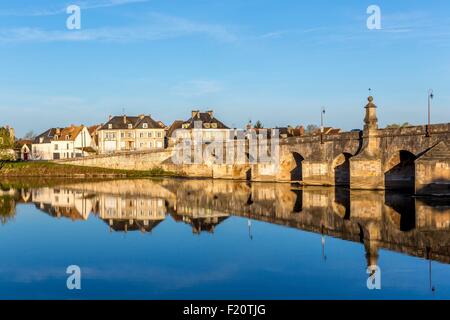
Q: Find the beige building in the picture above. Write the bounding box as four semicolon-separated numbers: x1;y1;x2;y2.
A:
167;110;230;146
98;115;165;154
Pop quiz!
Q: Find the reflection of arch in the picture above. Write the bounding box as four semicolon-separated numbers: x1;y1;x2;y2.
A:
334;188;350;219
384;193;415;231
333;153;352;186
244;153;253;181
290;152;304;182
384;150;416;191
292;189;302;213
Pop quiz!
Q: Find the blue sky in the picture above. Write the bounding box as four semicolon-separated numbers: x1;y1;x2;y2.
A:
0;0;449;137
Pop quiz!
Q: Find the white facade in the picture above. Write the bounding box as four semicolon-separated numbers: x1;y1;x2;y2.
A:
32;126;92;160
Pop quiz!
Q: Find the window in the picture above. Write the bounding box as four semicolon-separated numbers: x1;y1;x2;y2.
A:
108;124;112;129
128;124;132;129
140;133;144;138
67;143;70;150
54;144;58;150
148;132;152;138
143;123;148;129
106;133;116;139
157;132;162;138
148;141;153;148
121;132;125;138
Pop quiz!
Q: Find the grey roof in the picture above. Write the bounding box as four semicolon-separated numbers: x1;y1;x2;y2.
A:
99;115;163;130
183;111;229;129
33;128;60;144
167;120;184;137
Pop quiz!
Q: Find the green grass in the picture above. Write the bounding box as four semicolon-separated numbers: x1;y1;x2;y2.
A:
0;161;178;178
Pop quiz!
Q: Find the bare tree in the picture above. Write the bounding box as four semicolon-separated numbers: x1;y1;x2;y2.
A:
305;124;319;133
23;131;36;140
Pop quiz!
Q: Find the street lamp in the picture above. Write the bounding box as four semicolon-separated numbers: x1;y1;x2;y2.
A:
320;107;326;144
426;89;434;137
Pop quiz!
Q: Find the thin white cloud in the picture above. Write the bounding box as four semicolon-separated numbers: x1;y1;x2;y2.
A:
0;0;148;17
0;12;237;44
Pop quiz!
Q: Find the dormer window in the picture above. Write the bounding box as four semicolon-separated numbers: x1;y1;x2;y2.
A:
211;123;218;129
204;123;211;129
108;124;112;129
66;135;70;140
143;123;148;129
128;124;132;129
39;137;44;143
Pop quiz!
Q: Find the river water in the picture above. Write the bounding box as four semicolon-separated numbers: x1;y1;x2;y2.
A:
0;178;449;299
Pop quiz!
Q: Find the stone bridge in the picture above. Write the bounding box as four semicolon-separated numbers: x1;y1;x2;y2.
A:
59;96;450;195
272;97;450;195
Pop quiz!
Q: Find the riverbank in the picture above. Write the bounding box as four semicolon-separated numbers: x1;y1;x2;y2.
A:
0;161;178;178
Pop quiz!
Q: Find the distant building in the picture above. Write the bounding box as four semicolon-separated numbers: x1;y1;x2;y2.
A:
168;110;230;146
244;124;305;140
32;125;92;160
97;114;166;154
14;140;32;161
88;124;102;152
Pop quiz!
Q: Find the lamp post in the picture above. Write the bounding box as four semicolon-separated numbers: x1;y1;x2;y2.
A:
320;107;325;144
426;89;434;137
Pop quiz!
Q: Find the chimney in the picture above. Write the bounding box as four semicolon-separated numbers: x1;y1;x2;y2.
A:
191;110;200;119
139;114;145;119
207;110;214;118
123;115;127;124
108;115;112;121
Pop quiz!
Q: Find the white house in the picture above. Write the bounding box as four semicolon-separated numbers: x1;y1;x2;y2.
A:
32;125;92;160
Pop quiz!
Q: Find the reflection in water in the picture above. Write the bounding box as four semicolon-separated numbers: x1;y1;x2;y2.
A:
1;179;450;268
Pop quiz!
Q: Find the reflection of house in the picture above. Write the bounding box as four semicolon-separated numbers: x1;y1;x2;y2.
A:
172;206;229;234
32;125;92;160
32;188;92;220
168;110;229;146
97;115;166;153
96;194;167;232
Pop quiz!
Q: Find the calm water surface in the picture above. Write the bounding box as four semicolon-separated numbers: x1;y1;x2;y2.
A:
0;178;449;299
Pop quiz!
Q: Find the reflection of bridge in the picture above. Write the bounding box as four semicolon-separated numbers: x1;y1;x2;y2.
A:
58;96;450;195
2;179;449;265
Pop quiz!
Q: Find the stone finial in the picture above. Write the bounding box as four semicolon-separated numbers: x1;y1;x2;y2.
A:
364;96;378;131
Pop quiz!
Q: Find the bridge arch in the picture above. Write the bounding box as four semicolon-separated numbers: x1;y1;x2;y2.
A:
332;153;353;186
279;151;305;182
290;152;304;182
384;150;417;191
